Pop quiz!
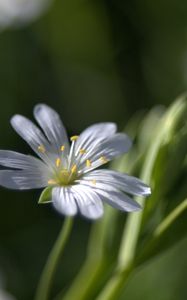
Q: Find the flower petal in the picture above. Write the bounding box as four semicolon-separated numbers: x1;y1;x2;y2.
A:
0;150;49;171
91;133;132;160
10;114;54;165
94;188;141;212
0;169;48;190
75;181;141;212
81;169;151;196
34;104;69;154
74;123;117;155
78;133;132;173
72;185;103;219
52;187;77;216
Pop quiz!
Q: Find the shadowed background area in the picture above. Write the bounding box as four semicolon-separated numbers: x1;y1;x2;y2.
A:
0;0;187;299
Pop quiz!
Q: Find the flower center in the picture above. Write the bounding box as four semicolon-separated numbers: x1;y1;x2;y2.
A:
59;167;78;185
48;164;78;187
38;134;109;188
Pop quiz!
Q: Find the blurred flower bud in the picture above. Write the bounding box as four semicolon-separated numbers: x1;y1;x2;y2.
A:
0;0;52;29
0;290;16;300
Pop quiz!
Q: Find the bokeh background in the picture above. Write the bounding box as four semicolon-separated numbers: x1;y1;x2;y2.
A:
0;0;187;299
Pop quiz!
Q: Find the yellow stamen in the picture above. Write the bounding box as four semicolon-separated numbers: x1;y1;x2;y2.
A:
55;158;61;168
38;144;46;153
79;148;86;155
91;180;96;185
48;179;57;185
86;159;92;167
100;156;108;163
60;145;65;151
70;135;79;141
71;164;77;174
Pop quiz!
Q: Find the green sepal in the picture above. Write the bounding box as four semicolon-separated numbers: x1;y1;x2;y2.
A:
38;187;53;204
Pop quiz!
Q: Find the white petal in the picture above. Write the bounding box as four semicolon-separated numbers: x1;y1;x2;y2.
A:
0;170;48;190
79;133;132;173
81;169;151;196
10;114;54;164
74;122;117;155
34;104;69;154
94;188;141;212
52;187;77;216
0;150;49;171
76;181;141;212
98;133;132;157
72;185;103;219
75;179;119;193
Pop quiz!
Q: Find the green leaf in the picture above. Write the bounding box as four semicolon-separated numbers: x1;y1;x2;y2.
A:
136;198;187;265
38;187;52;204
116;95;187;268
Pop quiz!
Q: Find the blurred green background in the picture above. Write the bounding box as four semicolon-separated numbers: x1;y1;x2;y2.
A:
0;0;187;299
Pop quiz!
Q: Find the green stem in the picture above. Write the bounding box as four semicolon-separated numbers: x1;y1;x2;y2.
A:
62;257;107;300
154;198;187;237
136;198;187;266
96;266;133;300
62;207;119;300
35;217;74;300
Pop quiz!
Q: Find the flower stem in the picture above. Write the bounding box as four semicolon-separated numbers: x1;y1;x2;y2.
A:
96;267;133;300
154;198;187;237
35;217;74;300
62;207;119;300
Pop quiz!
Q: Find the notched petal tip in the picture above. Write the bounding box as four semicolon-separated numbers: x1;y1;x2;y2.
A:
133;182;152;197
33;102;69;149
136;180;151;196
33;103;60;118
143;186;152;196
33;103;50;114
10;114;22;128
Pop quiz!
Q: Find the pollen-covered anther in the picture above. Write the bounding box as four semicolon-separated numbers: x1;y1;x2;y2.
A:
38;144;46;153
91;180;96;185
86;159;92;167
55;158;61;167
100;156;108;163
48;179;57;185
79;148;86;155
70;135;79;142
71;164;77;174
60;145;65;151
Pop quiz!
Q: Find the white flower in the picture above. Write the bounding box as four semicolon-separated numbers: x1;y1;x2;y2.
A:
0;0;52;29
0;290;16;300
0;104;151;219
0;272;16;300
